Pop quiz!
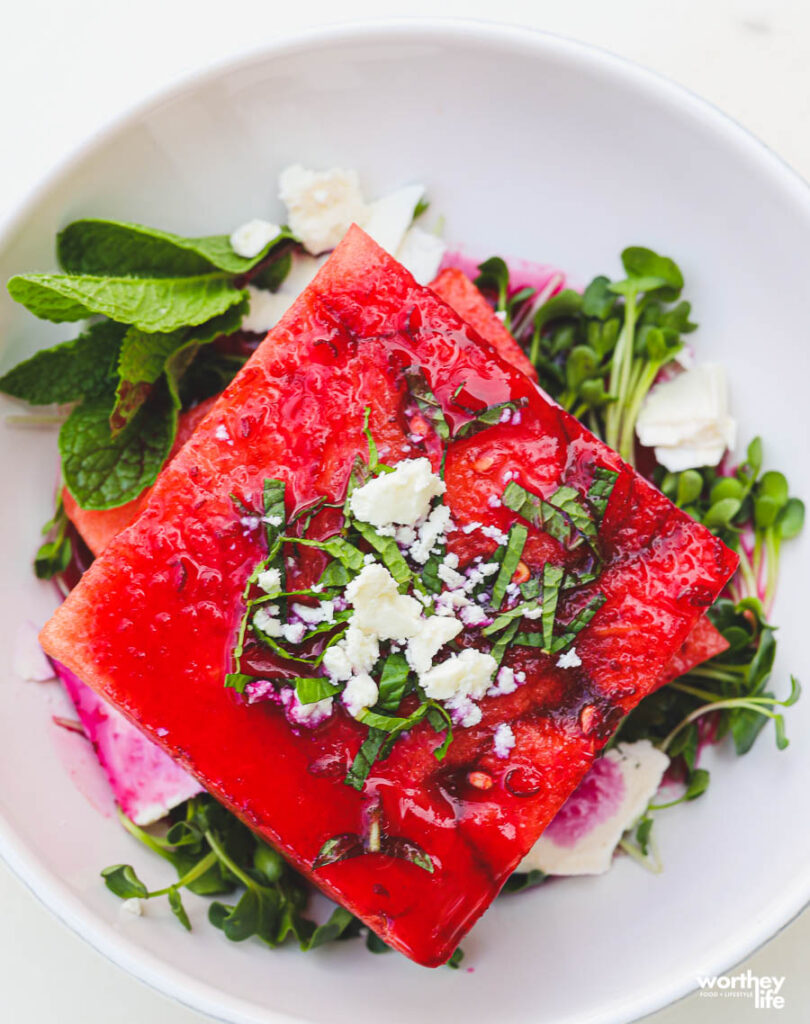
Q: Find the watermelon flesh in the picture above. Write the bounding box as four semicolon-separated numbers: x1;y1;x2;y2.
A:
41;227;737;966
54;661;202;825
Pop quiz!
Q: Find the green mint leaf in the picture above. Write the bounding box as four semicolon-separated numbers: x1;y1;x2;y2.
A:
111;326;187;433
313;833;366;869
165;299;249;406
586;466;619;520
251;250;293;293
224;673;254;693
0;319;125;405
263;479;287;556
542;563;564;651
489;618;520;665
57;218;290;277
366;931;392;954
101;863;148;899
295;677;342;704
453;399;526;441
59;386;177;510
353;520;412;585
550;592;608;653
446;947;465;969
8;272;245;332
362;406;380;471
378;836;434;873
403;366;450;443
345;729;388;791
546;485;598;544
290;536;365;573
376;653;412;712
491;523;528;608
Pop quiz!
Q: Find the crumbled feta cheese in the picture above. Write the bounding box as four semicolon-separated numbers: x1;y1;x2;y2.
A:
349;458;445;529
243;679;277;704
342;673;379;718
481;524;509;545
462;521;482;534
395;525;417;547
519;740;669;875
493;723;516;759
480;562;500;577
460;604;488;627
281;622;306;644
322;644;352;682
636;363;736;472
256;568;282;595
437;561;466;590
281;688;333;727
345;563;423;641
443;552;459;569
493;310;508;323
214;424;232;443
488;665;518;696
362;184;425;256
446;695;483;728
292;601;334;625
120;898;143;917
279;165;368;255
419;647;497;702
405;616;463;676
253;607;283;637
556;647;582;669
229;218;280;259
487;494;502;509
410;503;453;563
395;225;446;285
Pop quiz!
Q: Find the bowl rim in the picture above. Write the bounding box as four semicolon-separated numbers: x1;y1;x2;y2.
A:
1;17;809;1024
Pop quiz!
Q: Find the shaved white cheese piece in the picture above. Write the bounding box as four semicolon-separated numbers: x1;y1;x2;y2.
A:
362;184;425;256
279;165;368;254
519;740;669;876
636;363;736;472
396;226;446;284
349;457;445;529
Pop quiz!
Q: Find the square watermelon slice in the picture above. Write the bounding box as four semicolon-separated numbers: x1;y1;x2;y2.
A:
41;226;737;966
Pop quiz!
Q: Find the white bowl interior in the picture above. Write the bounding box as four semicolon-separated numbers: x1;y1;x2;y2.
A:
0;22;808;1024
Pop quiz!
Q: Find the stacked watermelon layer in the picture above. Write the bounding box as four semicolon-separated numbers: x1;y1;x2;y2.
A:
42;227;736;966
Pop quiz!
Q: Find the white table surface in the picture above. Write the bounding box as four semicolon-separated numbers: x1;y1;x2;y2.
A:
1;1;807;1021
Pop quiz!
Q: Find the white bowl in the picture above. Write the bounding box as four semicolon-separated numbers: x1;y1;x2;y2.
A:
0;19;808;1024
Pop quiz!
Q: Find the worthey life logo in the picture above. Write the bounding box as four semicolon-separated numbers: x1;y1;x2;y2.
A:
697;970;786;1009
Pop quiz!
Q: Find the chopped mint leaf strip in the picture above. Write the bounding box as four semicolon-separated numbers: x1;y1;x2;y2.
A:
224;673;254;694
287;535;365;573
251;250;293;293
59;385;177;510
446;947;465;970
403;367;450;442
421;549;444;593
353;520;412;584
318;560;352;588
0;319;125;405
362;406;380;472
586;466;619;520
482;600;541;637
491;523;528;608
376;653;412;712
8;272;246;332
34;493;73;580
502;480;539;524
366;931;392;954
453;399;527;441
312;834;366;869
545;485;598;544
550;592;607;653
542;564;564;651
490;619;520;665
263;479;287;556
101;864;148;899
57;218;291;277
378;836;434;874
295;677;342;704
345;729;388;791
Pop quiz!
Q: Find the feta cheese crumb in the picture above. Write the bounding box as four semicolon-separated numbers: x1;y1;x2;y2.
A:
445;695;483;728
405;616;463;676
214;424;232;444
410;503;453;564
636;363;736;472
462;521;482;534
437;560;465;590
342;673;379;718
280;688;333;727
349;458;445;529
493;723;516;759
256;568;282;596
279;165;368;255
120;898;143;917
488;665;518;696
419;647;497;702
253;607;283;637
322;625;381;682
460;605;488;627
361;184;425;256
281;622;306;644
345;563;423;641
556;647;582;669
240;285;292;334
292;601;334;625
229;218;280;259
